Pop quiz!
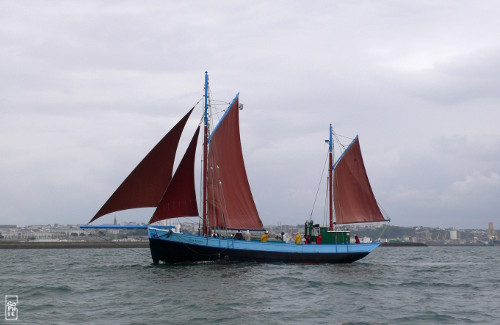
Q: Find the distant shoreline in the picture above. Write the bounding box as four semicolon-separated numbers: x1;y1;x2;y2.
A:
380;242;427;247
0;241;150;249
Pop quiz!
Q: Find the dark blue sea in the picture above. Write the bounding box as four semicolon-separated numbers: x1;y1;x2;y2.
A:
1;246;499;324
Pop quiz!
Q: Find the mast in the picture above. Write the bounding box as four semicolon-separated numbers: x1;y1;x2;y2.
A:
203;72;209;236
329;124;334;231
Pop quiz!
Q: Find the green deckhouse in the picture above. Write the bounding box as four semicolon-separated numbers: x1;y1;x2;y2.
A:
304;220;350;245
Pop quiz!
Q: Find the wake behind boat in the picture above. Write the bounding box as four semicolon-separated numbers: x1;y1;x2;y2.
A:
84;72;388;264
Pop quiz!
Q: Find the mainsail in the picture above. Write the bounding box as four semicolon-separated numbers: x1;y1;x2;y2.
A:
207;96;263;230
333;136;385;224
149;126;200;224
90;108;194;223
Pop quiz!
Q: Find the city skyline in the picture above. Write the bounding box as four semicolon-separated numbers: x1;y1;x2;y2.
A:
1;221;497;246
1;219;498;232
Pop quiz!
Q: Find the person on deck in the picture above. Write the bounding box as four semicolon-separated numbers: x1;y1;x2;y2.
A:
234;230;243;240
261;231;268;242
355;235;360;244
245;230;251;241
316;234;322;244
305;234;311;244
294;232;301;244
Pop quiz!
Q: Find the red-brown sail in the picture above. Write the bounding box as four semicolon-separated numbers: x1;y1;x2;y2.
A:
333;136;385;224
149;126;200;224
207;96;263;230
90;108;194;223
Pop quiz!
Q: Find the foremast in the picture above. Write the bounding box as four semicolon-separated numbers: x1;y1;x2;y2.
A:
203;71;209;236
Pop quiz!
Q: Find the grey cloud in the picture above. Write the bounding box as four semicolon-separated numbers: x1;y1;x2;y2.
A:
1;1;500;229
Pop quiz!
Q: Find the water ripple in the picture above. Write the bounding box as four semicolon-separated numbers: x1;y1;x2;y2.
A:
0;247;499;324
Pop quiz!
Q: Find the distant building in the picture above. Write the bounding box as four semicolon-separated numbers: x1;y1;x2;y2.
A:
415;230;431;243
449;230;459;240
488;222;498;240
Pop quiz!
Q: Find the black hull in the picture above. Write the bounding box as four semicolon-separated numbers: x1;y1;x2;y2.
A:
149;238;369;264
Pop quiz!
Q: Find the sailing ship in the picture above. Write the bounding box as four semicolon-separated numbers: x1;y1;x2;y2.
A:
85;72;388;263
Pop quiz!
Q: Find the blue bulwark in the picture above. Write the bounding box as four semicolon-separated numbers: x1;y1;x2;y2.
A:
208;93;239;143
333;135;358;170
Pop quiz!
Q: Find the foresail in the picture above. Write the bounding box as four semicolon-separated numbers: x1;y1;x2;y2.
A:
90;108;194;223
207;96;263;230
333;136;385;224
149;126;200;224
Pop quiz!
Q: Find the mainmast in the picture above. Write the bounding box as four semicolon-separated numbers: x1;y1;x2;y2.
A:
329;124;334;231
203;72;209;236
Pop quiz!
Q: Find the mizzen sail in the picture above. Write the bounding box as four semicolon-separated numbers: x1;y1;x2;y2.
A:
333;136;385;224
90;108;194;223
207;96;263;230
149;126;200;224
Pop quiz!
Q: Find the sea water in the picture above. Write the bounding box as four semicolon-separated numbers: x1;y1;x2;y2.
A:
1;246;499;324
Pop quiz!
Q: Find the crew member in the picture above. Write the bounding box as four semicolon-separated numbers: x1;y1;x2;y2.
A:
234;230;244;240
261;231;269;242
294;232;301;244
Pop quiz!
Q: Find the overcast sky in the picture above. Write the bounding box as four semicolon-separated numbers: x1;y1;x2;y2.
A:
1;1;499;229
